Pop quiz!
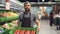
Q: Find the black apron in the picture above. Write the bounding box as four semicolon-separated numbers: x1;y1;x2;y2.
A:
21;12;31;27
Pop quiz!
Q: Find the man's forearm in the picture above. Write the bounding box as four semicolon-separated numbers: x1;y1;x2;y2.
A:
36;20;40;28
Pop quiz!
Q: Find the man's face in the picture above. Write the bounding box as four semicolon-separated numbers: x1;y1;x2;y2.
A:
24;3;31;11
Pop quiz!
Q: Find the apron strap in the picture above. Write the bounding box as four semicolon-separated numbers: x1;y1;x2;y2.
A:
21;12;31;27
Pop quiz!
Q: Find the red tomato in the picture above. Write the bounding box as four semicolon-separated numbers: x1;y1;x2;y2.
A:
30;30;35;34
25;30;30;34
19;30;25;34
14;29;20;34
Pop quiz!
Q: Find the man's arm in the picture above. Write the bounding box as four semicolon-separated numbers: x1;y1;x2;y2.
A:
17;13;22;25
35;20;40;31
33;14;40;31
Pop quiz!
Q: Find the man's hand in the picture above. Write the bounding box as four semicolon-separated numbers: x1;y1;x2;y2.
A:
37;27;40;32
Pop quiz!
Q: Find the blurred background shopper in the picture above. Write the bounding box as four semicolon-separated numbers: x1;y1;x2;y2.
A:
54;12;60;30
50;10;54;26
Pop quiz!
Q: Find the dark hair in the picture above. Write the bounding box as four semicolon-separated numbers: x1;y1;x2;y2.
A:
24;1;31;5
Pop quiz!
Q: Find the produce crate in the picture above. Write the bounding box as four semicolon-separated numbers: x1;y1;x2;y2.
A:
1;27;38;34
14;27;38;34
13;22;38;34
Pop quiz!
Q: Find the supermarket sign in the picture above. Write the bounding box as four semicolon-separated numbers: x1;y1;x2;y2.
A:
6;0;10;10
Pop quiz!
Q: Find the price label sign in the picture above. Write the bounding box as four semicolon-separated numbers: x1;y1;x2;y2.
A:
6;0;10;10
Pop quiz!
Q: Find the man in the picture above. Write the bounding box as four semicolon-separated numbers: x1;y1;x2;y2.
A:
50;10;54;26
18;1;40;31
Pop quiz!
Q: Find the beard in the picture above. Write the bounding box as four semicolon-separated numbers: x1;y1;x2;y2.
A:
25;9;30;12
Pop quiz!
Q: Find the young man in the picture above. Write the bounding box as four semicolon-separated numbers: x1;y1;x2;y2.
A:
18;1;40;31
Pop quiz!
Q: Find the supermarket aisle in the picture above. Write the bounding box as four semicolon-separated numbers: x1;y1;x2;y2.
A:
39;19;60;34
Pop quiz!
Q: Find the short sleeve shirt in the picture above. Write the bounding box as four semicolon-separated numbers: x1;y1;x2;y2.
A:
19;11;37;27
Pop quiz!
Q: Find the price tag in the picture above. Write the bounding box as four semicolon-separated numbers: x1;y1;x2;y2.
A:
6;1;10;10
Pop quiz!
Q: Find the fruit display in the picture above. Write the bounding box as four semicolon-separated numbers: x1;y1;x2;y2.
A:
0;11;18;17
0;10;19;24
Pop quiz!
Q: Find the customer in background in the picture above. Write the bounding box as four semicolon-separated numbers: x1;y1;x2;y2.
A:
50;10;54;26
54;12;60;30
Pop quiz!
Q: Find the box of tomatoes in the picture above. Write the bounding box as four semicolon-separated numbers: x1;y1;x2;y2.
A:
13;27;38;34
2;26;38;34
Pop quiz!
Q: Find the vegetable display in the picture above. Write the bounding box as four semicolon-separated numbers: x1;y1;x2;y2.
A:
0;10;19;23
0;10;19;32
0;10;37;34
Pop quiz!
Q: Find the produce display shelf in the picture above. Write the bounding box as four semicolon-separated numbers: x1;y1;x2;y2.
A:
0;10;19;25
0;10;17;13
0;16;19;24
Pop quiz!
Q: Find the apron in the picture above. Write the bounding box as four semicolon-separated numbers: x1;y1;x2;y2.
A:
21;12;31;27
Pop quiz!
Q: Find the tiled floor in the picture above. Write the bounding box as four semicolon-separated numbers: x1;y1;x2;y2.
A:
39;19;60;34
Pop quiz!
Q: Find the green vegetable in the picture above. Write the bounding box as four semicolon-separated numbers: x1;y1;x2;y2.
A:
2;29;11;34
9;30;14;34
8;23;12;27
0;16;19;23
